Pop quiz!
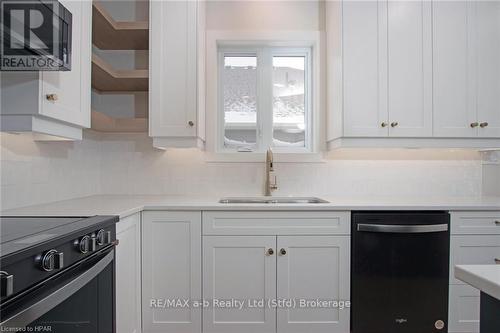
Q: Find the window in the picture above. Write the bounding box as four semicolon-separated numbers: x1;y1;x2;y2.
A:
219;47;311;153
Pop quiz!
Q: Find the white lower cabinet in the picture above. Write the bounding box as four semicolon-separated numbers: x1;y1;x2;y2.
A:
449;284;480;333
116;213;142;333
203;235;350;333
142;211;202;333
203;236;277;333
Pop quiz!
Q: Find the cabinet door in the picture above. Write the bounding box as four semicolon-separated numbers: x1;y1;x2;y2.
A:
475;1;500;137
343;0;388;137
449;284;480;333
450;235;500;285
40;0;91;128
387;0;432;137
433;1;477;137
277;236;350;333
203;236;276;333
142;211;202;333
116;213;142;333
149;0;197;138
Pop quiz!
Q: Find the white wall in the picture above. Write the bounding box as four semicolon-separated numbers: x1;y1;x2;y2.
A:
0;131;487;210
0;132;102;210
206;0;325;31
482;151;500;196
98;133;482;198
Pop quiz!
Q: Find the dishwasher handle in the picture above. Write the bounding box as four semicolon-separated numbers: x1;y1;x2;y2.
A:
357;223;448;233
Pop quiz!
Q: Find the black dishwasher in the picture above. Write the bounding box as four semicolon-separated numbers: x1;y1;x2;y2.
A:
351;211;450;333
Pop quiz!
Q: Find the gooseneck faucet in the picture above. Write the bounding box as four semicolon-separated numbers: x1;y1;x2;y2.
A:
265;148;278;196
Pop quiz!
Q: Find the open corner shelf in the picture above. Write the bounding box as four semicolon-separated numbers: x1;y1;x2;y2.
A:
92;1;149;50
91;54;148;92
91;110;148;133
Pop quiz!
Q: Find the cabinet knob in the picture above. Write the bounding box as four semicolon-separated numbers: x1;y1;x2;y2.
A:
381;122;388;128
267;248;274;256
480;122;489;128
280;248;287;256
470;122;479;128
495;220;500;226
390;122;399;128
495;258;500;264
188;121;194;127
46;94;58;102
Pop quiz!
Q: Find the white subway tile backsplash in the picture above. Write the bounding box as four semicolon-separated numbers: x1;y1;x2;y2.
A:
0;132;488;210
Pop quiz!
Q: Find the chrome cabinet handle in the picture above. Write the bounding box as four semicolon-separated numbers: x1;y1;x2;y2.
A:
267;248;274;256
188;121;194;127
390;122;399;128
470;122;479;128
480;122;489;128
280;248;287;256
46;94;58;102
381;122;388;128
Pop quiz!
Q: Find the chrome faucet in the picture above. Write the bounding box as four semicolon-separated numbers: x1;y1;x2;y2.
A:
265;148;278;196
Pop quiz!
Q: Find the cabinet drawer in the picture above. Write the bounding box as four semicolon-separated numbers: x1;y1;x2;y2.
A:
448;284;480;333
202;211;350;235
450;235;500;284
451;211;500;235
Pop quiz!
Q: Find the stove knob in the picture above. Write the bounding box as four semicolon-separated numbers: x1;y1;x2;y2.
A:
90;236;97;252
105;231;112;244
41;250;63;271
96;229;106;245
0;271;14;297
78;235;91;254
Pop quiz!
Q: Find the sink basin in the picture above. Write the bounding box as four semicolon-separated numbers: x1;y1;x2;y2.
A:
218;197;329;204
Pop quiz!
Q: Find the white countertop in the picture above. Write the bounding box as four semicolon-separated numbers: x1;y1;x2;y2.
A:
1;195;500;218
455;265;500;300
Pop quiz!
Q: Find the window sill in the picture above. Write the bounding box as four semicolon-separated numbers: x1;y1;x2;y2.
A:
204;152;325;163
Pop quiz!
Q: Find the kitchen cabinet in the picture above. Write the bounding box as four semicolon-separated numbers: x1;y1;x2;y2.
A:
276;236;350;333
449;284;480;333
341;0;432;138
203;236;277;333
149;0;205;149
116;213;142;333
433;1;500;138
327;0;500;148
142;211;202;333
448;211;500;333
0;0;91;140
202;212;350;333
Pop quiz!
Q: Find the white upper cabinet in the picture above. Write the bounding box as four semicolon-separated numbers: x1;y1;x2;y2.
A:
149;0;205;149
387;0;432;137
475;1;500;137
342;1;388;137
327;0;500;148
432;1;476;137
0;0;91;140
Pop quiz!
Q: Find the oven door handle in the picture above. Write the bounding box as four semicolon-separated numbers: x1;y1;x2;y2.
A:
0;250;114;328
357;223;449;233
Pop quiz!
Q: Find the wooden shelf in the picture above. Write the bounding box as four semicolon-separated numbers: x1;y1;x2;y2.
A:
92;54;148;92
91;110;148;133
92;1;148;50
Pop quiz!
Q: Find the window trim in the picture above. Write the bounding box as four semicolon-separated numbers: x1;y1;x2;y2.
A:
217;46;313;154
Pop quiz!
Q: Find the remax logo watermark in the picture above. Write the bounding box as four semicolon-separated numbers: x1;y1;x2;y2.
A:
1;0;71;71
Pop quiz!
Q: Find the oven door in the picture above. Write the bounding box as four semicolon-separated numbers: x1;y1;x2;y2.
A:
0;247;115;333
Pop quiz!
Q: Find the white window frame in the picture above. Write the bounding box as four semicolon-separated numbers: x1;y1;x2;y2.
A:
217;46;313;154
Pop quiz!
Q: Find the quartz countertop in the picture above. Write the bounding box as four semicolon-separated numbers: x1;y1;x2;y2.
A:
1;195;500;219
455;265;500;300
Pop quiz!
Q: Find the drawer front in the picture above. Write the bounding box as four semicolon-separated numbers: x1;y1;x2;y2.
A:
451;211;500;235
202;211;350;235
450;235;500;284
448;284;480;333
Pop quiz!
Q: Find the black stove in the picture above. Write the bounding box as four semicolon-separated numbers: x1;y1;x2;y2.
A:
0;215;118;331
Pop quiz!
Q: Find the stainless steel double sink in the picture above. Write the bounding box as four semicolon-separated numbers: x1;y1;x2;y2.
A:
218;197;329;204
